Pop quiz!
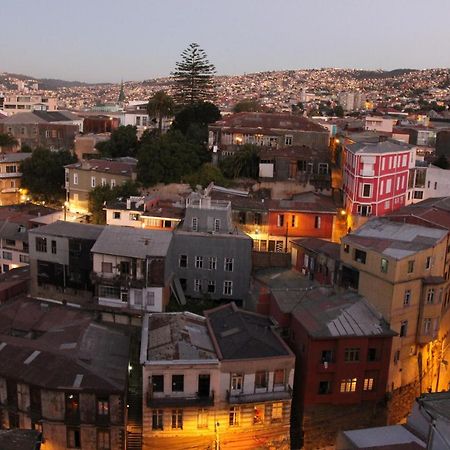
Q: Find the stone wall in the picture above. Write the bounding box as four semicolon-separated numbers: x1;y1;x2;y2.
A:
387;382;420;425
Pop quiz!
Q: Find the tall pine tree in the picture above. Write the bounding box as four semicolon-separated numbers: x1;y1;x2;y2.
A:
172;43;216;105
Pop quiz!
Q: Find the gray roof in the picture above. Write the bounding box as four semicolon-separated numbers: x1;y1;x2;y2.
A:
347;139;412;155
277;288;395;338
0;221;28;242
418;392;450;421
144;312;218;362
206;303;292;360
29;220;104;240
0;153;31;163
91;226;172;258
343;218;447;260
0;110;80;124
0;429;42;450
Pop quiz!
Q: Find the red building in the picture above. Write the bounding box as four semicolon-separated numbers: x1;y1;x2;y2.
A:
343;139;415;223
266;286;395;448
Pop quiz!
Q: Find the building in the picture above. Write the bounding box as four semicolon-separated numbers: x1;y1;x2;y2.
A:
120;102;171;136
0;221;29;274
74;134;109;160
407;163;450;204
65;158;137;214
28;221;104;304
91;226;173;312
343;139;415;226
0;111;81;150
340;218;450;422
0;94;57;115
140;304;295;450
0;429;42;450
364;116;397;134
338;92;366;112
0;297;130;450
170;195;253;302
208;112;330;159
0;153;31;206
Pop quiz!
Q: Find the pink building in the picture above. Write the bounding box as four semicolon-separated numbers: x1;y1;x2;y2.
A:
343;139;415;220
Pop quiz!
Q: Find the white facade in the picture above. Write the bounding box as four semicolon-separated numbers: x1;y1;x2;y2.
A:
407;164;450;204
365;116;397;133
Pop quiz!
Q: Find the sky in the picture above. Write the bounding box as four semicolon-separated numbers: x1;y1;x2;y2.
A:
2;0;450;83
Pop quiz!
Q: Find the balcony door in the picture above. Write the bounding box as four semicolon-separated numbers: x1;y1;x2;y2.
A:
198;374;210;397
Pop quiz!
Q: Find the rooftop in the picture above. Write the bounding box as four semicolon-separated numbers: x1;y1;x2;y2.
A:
291;237;340;260
0;153;31;163
0;220;29;242
343;218;447;259
267;192;337;214
65;158;137;176
418;391;450;422
91;226;172;258
0;297;130;393
0;429;42;450
0;110;79;125
205;302;293;360
346;139;412;155
29;220;104;240
0;203;57;225
143;312;218;363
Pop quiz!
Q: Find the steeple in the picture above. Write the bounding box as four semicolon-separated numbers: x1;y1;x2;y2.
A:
118;79;125;103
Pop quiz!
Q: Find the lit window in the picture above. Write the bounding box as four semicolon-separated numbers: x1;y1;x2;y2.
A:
340;378;357;393
197;409;208;429
253;404;265;425
271;402;283;422
363;378;374;391
171;409;183;429
229;407;240;426
97;397;109;416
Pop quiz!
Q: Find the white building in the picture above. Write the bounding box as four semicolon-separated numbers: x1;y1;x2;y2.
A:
0;94;58;116
407;163;450;204
365;116;397;134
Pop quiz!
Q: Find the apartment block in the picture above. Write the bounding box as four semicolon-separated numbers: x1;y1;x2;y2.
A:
0;94;57;115
0;153;31;206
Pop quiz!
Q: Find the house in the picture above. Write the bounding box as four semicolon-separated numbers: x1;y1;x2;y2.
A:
91;226;173;312
170;194;253;302
0;94;57;115
0;297;130;450
340;218;450;423
407;163;450;204
208;112;330;159
140;304;295;450
28;221;104;304
364;116;397;134
0;153;31;206
342;139;415;227
269;287;394;449
120;102;171;136
65;158;137;214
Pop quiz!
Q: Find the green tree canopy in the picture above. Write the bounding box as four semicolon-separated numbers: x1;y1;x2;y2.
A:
433;154;449;170
137;131;209;187
0;133;17;147
95;125;138;158
172;43;216;105
185;163;229;189
147;91;175;134
232;99;262;113
89;181;140;224
20;148;77;202
219;145;260;179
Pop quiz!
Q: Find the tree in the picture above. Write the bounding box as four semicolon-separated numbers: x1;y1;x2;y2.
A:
0;133;17;148
137;131;209;187
333;105;345;118
20;148;77;202
89;181;139;224
95;125;138;158
219;145;260;179
433;154;449;170
185;163;228;189
147;91;175;135
232;99;262;113
172;43;216;105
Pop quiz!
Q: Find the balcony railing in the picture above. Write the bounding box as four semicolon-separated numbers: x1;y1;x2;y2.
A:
147;391;215;408
91;272;146;288
227;386;292;404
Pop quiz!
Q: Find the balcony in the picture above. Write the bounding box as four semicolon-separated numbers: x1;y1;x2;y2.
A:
91;272;146;289
227;386;292;404
147;391;215;408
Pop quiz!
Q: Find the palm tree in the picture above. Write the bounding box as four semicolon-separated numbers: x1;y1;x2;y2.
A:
147;91;174;135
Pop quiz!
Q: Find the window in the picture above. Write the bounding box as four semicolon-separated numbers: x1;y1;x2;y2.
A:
254;213;262;225
362;184;372;197
51;240;57;254
400;320;408;337
171;409;183;429
224;257;234;272
340;378;357;393
427;288;434;304
73;173;78;185
363;378;374;391
67;428;81;448
344;348;360;362
407;260;415;273
223;280;233;296
97;429;110;450
277;214;284;227
113;211;121;220
380;258;388;273
253;404;265;425
231;373;243;391
192;217;198;231
271;402;283;422
207;280;215;294
146;291;155;306
318;381;332;395
354;249;366;264
291;215;296;228
152;375;164;393
195;256;203;269
129;213;140;221
19;254;29;263
101;178;107;187
35;237;47;252
2;251;12;260
343;244;350;253
152;409;163;430
179;254;187;268
5;239;15;247
197;409;208;429
208;256;217;270
386;179;392;193
321;350;334;363
393;350;400;364
318;163;329;174
273;369;285;386
214;218;221;232
229;407;240;426
367;348;377;362
172;375;184;392
285;135;293;146
380;180;384;195
91;176;96;188
97;397;109;416
98;285;120;299
314;216;321;229
423;318;432;335
194;279;201;292
110;179;116;188
434;182;437;190
255;371;268;389
101;262;112;273
381;157;386;170
404;290;411;306
425;256;431;270
2;264;9;273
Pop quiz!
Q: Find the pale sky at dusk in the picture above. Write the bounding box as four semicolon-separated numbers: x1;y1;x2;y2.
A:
2;0;450;83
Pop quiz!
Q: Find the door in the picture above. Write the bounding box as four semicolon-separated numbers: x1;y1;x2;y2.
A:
198;374;210;397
